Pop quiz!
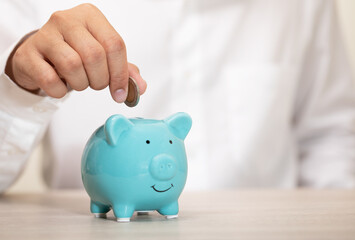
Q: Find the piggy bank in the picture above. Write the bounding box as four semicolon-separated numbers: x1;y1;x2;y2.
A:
81;112;192;222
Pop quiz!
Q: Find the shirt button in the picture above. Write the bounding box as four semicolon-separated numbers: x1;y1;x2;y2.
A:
32;105;47;113
184;71;191;79
6;149;17;155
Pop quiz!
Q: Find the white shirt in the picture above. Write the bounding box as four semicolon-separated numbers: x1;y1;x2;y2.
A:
1;0;355;192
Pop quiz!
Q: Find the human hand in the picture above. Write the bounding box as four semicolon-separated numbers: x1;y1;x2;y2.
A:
5;3;146;103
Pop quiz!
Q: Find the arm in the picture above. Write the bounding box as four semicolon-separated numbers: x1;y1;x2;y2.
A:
0;3;147;193
0;40;61;192
0;2;58;192
295;1;355;188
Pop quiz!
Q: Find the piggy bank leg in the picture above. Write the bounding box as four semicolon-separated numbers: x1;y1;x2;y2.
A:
112;204;135;222
157;201;179;219
91;200;110;218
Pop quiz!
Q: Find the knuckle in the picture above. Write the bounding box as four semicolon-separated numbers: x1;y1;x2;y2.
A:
90;77;109;90
49;10;66;23
60;54;82;73
13;48;26;63
50;89;67;99
90;80;109;90
14;42;33;60
72;81;89;91
79;3;98;12
129;63;140;73
102;35;126;55
83;45;105;65
35;28;54;45
110;71;128;88
38;70;58;89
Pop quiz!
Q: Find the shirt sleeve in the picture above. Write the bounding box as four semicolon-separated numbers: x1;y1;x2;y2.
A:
0;41;63;193
295;1;355;188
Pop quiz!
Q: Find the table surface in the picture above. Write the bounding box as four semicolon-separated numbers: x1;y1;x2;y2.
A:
0;190;355;240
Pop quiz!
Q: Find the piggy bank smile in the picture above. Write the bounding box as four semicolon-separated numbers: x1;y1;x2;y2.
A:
151;183;174;193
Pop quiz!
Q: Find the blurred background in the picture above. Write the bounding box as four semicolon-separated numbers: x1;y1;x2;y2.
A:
7;0;355;193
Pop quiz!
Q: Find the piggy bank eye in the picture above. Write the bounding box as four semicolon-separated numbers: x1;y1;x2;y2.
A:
169;140;173;144
146;140;150;144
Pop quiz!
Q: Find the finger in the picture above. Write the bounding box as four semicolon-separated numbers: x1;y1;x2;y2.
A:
57;25;110;91
12;48;40;91
83;7;129;102
128;63;147;95
35;31;89;91
24;52;67;98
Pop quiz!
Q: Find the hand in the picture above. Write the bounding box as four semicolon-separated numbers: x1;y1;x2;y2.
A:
5;3;146;103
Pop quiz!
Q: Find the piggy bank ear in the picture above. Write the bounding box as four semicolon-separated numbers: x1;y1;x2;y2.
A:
164;112;192;140
104;115;133;146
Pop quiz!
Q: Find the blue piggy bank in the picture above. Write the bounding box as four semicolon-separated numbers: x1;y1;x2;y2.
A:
81;112;192;222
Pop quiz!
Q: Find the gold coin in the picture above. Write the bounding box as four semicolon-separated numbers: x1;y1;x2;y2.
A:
124;77;140;107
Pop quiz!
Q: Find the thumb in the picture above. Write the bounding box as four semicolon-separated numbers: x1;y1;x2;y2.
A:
128;63;147;95
109;63;146;103
109;63;129;103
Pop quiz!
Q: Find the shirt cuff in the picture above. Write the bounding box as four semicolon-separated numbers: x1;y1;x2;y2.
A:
0;39;66;122
0;40;67;192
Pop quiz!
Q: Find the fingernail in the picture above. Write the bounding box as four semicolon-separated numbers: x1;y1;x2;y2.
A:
113;89;127;103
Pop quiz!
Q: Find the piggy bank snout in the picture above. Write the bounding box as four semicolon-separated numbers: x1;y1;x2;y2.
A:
149;154;177;181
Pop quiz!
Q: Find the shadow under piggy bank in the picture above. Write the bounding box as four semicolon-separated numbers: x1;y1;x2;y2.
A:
81;112;192;222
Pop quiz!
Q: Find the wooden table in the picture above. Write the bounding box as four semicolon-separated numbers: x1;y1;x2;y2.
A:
0;190;355;239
